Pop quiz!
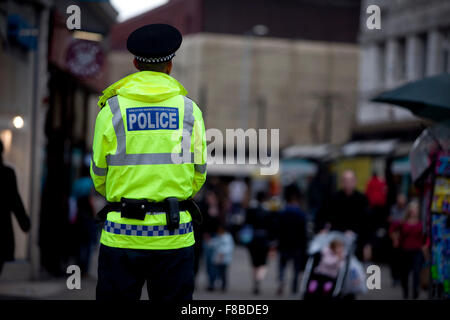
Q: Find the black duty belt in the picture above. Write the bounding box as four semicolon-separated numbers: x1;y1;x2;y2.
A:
96;197;202;231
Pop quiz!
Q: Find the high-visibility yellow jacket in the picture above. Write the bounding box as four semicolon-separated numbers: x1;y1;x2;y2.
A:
90;71;207;250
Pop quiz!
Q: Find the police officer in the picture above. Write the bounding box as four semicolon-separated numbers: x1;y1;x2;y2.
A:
91;24;207;300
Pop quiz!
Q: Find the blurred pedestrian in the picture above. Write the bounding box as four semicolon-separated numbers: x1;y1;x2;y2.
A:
70;165;97;276
228;178;248;238
245;191;275;295
393;201;425;299
388;193;407;286
275;184;307;296
389;193;407;224
316;170;372;261
365;171;388;228
365;171;389;263
307;162;334;223
228;178;247;215
209;224;234;292
202;190;221;290
0;140;30;276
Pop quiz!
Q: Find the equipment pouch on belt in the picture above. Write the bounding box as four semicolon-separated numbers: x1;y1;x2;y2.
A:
120;198;147;220
165;197;180;231
96;198;203;228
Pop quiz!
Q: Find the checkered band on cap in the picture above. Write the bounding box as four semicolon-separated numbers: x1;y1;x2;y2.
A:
135;53;175;63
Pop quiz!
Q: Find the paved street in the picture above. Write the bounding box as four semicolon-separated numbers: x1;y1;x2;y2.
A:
0;245;427;300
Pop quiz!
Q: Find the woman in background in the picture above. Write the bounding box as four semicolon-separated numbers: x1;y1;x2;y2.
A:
395;201;425;299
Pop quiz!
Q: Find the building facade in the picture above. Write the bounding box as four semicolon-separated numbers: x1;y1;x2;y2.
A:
108;0;361;148
0;0;116;278
39;0;116;276
356;0;450;139
0;0;51;273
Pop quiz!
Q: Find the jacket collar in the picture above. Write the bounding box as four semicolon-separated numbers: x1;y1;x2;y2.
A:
98;71;188;108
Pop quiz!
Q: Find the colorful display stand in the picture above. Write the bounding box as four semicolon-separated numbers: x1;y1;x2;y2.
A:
429;153;450;299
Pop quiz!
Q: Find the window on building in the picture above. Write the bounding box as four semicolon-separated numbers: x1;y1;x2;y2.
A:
419;33;427;78
377;42;385;88
397;38;406;82
185;15;192;34
442;29;450;73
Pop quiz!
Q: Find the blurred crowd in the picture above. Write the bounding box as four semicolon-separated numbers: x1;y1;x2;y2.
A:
192;168;428;299
0;137;428;299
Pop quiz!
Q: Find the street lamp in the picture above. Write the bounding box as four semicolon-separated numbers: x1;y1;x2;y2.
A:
252;24;269;37
13;116;24;129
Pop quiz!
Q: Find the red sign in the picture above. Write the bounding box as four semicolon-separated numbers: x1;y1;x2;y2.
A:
65;40;104;79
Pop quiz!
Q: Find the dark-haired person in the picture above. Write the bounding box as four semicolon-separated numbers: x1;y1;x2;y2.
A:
0;140;31;276
245;191;275;295
275;184;307;295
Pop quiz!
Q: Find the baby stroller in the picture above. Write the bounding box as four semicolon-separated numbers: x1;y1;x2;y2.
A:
299;231;364;300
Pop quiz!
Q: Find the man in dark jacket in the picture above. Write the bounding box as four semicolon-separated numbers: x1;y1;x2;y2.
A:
246;191;275;295
316;170;371;261
275;184;307;295
0;140;30;275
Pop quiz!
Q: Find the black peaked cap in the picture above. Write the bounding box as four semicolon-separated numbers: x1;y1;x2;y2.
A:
127;24;182;63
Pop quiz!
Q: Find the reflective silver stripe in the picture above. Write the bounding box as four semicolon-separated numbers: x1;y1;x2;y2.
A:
107;152;194;166
91;156;107;176
146;211;166;216
106;95;196;166
180;96;194;157
104;210;166;216
108;211;178;216
108;96;127;161
182;96;194;135
194;163;207;174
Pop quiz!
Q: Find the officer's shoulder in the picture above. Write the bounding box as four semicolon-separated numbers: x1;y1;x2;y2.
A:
98;98;116;117
184;96;203;115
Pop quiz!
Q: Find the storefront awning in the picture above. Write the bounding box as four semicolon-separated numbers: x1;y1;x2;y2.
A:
341;139;398;157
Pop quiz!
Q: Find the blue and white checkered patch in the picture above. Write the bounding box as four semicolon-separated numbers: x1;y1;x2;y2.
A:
104;220;193;237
